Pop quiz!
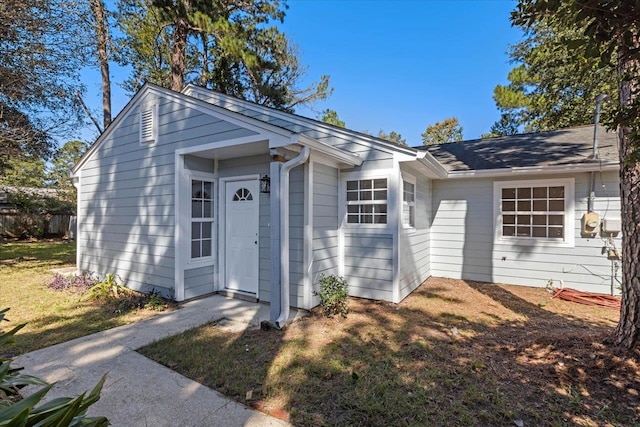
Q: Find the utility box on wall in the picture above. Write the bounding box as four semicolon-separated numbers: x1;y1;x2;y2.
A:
602;218;622;234
581;212;600;236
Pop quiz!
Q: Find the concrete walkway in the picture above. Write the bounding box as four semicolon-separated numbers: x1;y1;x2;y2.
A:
15;295;302;427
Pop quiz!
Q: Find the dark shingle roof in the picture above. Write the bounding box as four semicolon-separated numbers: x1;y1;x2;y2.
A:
419;125;619;172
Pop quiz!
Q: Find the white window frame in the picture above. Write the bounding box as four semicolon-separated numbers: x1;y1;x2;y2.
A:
493;178;575;247
139;104;157;144
340;170;393;231
189;176;216;263
401;174;416;229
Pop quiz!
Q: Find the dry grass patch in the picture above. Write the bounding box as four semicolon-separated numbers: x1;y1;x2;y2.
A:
140;277;638;426
0;240;176;356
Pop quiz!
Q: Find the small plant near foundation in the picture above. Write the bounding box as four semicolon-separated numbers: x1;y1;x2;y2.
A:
47;272;98;293
82;273;134;301
545;279;555;293
314;274;349;318
144;290;168;312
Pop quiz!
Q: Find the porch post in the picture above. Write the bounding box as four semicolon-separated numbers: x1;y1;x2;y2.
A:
269;160;282;324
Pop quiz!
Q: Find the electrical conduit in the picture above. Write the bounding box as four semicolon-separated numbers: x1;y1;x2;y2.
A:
589;94;608;212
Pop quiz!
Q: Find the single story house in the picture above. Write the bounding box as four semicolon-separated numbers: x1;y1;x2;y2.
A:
72;83;622;326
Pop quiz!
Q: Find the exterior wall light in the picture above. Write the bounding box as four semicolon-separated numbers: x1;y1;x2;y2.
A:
260;175;271;193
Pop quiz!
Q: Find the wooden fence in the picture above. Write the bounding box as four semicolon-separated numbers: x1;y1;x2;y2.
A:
0;211;73;238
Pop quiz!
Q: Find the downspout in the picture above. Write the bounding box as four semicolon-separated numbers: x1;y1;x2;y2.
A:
589;94;608;212
275;146;310;329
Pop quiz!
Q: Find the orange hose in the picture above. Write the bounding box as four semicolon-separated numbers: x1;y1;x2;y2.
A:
552;288;621;309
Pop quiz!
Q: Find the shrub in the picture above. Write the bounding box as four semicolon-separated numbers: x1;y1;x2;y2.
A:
81;274;134;301
0;308;108;426
144;290;168;312
79;275;174;315
314;274;349;318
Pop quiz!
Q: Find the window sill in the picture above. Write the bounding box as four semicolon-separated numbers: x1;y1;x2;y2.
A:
342;223;393;233
494;237;574;248
186;257;215;269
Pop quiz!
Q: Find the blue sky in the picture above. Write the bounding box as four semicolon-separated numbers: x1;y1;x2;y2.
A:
81;0;523;145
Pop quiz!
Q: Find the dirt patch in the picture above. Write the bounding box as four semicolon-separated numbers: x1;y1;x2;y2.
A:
141;278;638;426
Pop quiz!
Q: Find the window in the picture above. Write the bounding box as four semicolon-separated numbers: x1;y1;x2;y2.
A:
495;179;574;245
232;188;253;201
402;180;415;228
191;180;213;259
346;178;387;224
139;105;156;143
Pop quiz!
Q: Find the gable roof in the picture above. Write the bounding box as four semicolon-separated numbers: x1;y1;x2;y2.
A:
182;85;448;177
73;83;450;179
75;83;617;181
183;84;421;157
73;83;368;174
420;125;619;174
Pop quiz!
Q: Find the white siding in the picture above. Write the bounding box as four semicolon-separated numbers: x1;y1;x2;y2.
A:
344;234;394;301
78;92;257;297
398;166;431;300
431;171;622;293
184;265;215;299
289;167;305;308
311;163;340;307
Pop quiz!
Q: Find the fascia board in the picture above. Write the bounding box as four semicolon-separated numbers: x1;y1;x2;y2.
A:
408;151;449;179
295;134;363;167
445;161;620;179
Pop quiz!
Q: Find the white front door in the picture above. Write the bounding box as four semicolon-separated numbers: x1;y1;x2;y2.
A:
224;179;259;294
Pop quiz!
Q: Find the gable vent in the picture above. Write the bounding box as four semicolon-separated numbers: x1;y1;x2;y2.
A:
139;105;156;143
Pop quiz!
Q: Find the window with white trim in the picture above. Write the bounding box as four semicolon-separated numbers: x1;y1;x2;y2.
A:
346;178;387;224
191;179;214;259
495;179;574;244
402;180;415;228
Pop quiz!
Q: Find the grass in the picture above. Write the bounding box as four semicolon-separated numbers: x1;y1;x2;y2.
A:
0;239;174;356
140;278;639;427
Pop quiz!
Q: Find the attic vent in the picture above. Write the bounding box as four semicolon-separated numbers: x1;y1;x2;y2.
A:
139;105;156;143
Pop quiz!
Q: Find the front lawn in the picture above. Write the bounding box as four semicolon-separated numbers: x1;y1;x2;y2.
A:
140;278;639;426
0;240;173;356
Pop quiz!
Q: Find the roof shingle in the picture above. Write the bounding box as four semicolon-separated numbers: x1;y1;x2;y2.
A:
419;125;618;172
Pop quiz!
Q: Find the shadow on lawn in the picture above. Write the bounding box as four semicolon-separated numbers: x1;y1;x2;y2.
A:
0;240;76;264
2;301;150;358
141;279;639;427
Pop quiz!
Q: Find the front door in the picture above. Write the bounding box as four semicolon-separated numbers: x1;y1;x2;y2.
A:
224;179;259;294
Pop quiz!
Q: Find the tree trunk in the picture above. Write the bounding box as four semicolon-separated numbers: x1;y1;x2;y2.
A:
89;0;111;130
170;0;190;92
200;33;208;87
613;35;640;350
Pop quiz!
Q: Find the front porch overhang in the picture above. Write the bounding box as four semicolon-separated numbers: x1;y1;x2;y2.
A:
270;133;363;168
174;136;272;160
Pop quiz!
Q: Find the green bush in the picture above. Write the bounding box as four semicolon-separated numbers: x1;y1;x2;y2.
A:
314;274;349;318
81;273;133;301
0;308;108;426
144;290;168;312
